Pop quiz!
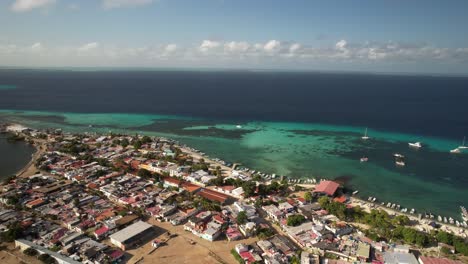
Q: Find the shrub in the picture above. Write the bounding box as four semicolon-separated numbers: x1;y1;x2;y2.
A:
23;247;38;256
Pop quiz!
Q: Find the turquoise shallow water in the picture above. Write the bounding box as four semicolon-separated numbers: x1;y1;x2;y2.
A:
0;110;467;219
0;85;16;90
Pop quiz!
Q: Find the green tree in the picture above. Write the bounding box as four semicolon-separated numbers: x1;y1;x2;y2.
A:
237;211;248;225
137;169;152;179
304;192;313;202
287;214;305;227
38;253;57;264
0;222;22;242
23;247;38;256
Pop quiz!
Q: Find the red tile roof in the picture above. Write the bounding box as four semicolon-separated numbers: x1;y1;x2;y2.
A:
333;195;347;203
313;180;340;196
197;188;229;204
163;177;181;185
419;256;463;264
181;182;201;193
94;226;109;236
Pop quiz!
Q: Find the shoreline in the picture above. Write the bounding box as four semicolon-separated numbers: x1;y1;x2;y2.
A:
5;122;468;235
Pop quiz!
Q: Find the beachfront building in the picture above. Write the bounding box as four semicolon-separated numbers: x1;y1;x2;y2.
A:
313;180;340;197
109;221;154;250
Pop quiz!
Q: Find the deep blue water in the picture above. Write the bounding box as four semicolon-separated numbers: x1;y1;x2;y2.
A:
1;69;467;139
1;69;468;218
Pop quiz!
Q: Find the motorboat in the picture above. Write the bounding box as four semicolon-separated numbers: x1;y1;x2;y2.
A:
450;148;461;154
360;157;369;162
396;160;406;166
408;142;422;148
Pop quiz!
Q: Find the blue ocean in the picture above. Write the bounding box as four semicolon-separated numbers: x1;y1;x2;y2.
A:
0;69;467;219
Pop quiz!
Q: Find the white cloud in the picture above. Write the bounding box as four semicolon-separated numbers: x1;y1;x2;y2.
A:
224;41;250;53
289;43;301;53
335;40;347;50
31;42;42;50
164;44;177;53
1;39;468;72
102;0;154;9
199;40;220;52
77;42;99;52
264;40;281;52
11;0;56;12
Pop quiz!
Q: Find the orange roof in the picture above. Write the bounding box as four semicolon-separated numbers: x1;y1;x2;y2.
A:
87;183;99;189
313;180;340;196
96;210;115;222
181;182;201;193
163;177;181;185
333;195;347;203
197;188;229;203
26;198;45;207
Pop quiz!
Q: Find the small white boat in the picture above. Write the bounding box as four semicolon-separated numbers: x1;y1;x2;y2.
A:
461;206;468;222
372;197;377;202
360;157;369;162
236;125;242;129
450;148;461;154
438;215;442;222
444;217;448;223
361;127;370;140
396;160;406;166
352;190;359;195
408;142;422;148
393;153;405;158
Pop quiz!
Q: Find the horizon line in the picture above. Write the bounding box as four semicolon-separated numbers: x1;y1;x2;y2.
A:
0;65;467;78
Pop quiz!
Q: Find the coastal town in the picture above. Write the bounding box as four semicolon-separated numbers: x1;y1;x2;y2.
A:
0;123;467;264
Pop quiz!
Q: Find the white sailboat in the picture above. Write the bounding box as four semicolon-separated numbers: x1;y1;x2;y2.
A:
459;136;467;149
361;127;370;140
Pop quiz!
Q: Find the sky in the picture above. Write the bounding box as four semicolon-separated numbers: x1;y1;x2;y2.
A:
1;0;468;74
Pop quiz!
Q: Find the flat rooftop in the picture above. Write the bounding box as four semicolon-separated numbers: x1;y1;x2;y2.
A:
109;220;153;243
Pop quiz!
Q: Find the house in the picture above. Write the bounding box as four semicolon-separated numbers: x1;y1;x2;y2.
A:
196;188;229;205
162;177;181;188
278;202;294;213
263;205;282;222
94;226;110;240
226;226;243;241
239;222;257;237
313;180;340;197
356;242;370;262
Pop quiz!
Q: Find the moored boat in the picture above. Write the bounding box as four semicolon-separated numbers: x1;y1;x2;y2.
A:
360;157;369;162
461;206;468;222
450;148;461;154
361;127;370;140
395;160;405;166
408;142;422;148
